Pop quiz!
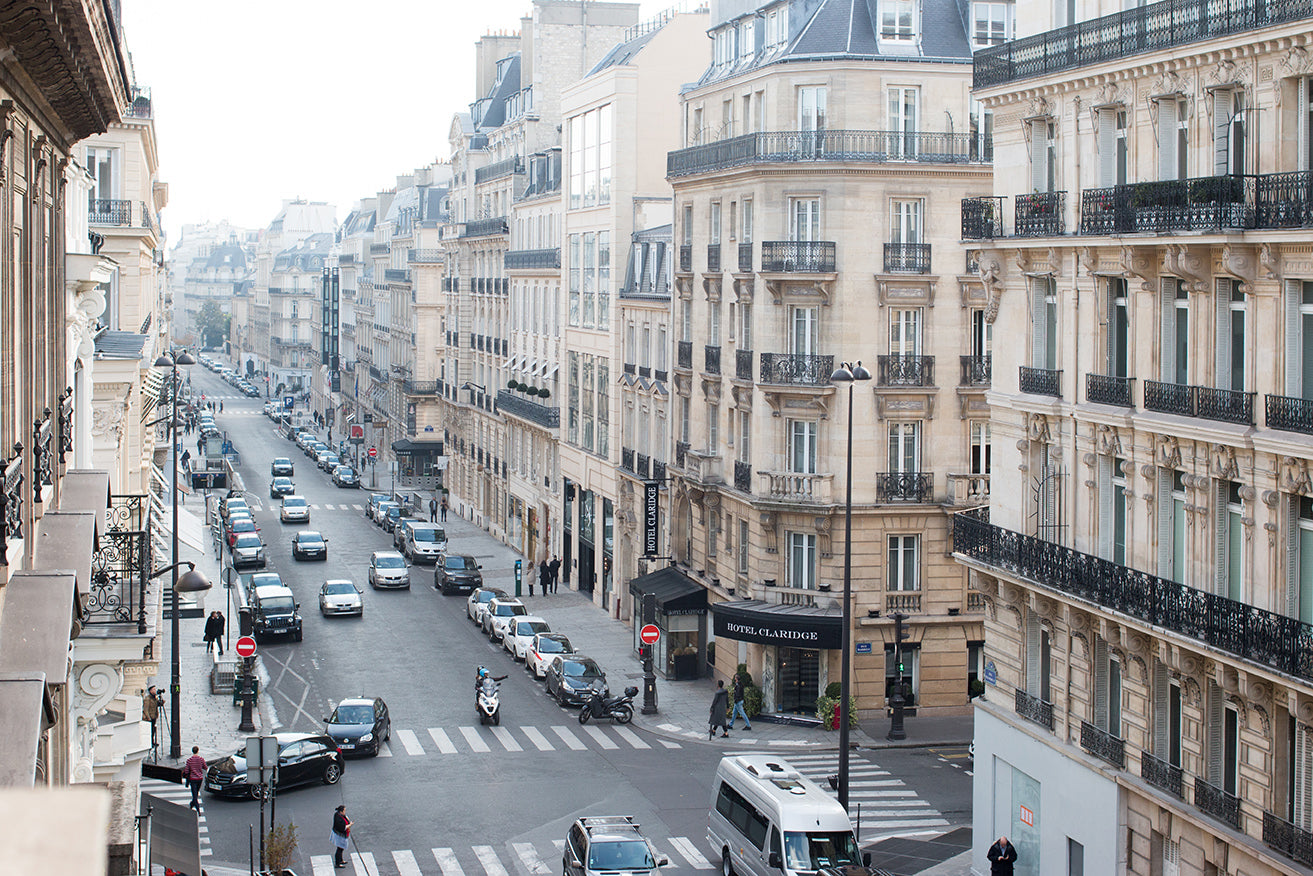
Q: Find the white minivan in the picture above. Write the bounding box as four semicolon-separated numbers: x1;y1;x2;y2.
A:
707;756;866;876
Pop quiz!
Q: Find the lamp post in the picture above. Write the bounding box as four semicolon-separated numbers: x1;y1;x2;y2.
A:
154;349;204;760
829;360;871;813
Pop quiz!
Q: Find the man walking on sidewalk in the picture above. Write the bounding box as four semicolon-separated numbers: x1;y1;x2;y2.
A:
183;746;207;810
539;560;551;597
429;497;438;522
728;673;752;731
549;555;561;593
440;495;448;522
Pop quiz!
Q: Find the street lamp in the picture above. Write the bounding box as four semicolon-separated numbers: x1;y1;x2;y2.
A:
829;359;871;812
154;348;205;760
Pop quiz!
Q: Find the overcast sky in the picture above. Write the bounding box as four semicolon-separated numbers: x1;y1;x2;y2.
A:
122;0;676;243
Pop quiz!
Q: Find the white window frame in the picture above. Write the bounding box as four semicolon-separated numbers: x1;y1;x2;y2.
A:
787;531;817;590
787;419;818;474
880;0;917;41
888;421;920;474
887;534;920;591
971;1;1012;46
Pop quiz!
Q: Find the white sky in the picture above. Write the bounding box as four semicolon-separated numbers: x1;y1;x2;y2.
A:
122;0;676;243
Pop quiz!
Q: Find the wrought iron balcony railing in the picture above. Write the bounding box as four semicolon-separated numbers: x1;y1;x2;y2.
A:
89;198;132;226
734;460;752;493
496;390;559;428
736;349;753;381
621;448;634;473
33;410;53;502
1266;393;1313;434
1194;777;1241;829
675;441;689;469
707;244;722;273
738;243;753;273
474;156;523;184
635;453;651;480
877;472;933;503
883;242;931;274
1256;170;1313;228
676;341;693;370
1140;751;1184;799
678;245;692;273
878;355;934;387
1079;720;1126;769
962;197;1004;239
973;0;1313;90
1014;688;1055;731
384;268;410;283
960;355;992;386
652;460;667;482
1144;380;1255;425
953;510;1313;682
760;241;836;273
704;345;721;375
1263;811;1313;868
1079;175;1255;234
1019;366;1062;397
759;353;835;386
2;446;23;566
1086;373;1135;407
666;129;993;177
408;248;443;264
505;248;561;270
1015;192;1066;237
370;243;390;255
462;216;509;238
403;380;441;395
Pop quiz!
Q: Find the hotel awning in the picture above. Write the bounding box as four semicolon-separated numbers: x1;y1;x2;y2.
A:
628;566;706;615
711;599;843;650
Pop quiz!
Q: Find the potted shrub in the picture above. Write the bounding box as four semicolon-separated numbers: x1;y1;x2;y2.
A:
538;387;552;399
507;379;518;390
262;821;299;875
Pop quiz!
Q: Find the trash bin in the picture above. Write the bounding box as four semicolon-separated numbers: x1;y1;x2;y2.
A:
232;676;260;706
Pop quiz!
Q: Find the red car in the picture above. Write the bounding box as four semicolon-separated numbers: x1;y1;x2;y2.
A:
227;516;259;548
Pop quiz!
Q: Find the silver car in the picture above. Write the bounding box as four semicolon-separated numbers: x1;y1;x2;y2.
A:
231;532;266;569
319;579;363;617
368;551;410;589
483;597;529;642
280;495;311;524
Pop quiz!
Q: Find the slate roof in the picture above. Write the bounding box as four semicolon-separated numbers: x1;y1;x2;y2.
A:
343;208;376;237
421;186;450;224
204;242;247;270
94;330;148;360
273;232;335;272
588;27;662;75
471;54;521;132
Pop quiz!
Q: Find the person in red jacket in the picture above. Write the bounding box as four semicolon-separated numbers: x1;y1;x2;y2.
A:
331;804;352;868
183;746;207;810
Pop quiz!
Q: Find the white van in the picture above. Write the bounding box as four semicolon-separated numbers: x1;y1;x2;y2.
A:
707;756;866;876
403;522;447;563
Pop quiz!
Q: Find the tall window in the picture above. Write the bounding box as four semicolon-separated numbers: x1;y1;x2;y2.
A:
1285;280;1313;399
721;101;733;139
890;200;922;244
568;351;580;444
739;303;753;351
888;422;920;473
1158;470;1187;584
791;306;819;355
1216;481;1243;601
738;410;751;464
738;519;750;575
1107;278;1130;378
738;18;755;58
1030;119;1057;193
1032;276;1058;371
970;308;992;360
1206;684;1240;797
1157;97;1189;181
1093;638;1122;738
797;87;827;132
765;4;789;48
970;99;993;161
890;309;921;356
888;88;920;157
788;420;817;474
599;232;611;329
1161;279;1189;384
790;199;821;242
568;104;613;209
1025;614;1052;702
971;1;1012;46
741;199;754;243
1213;89;1246;176
787;532;816;589
1099;457;1129;564
1151;661;1183;767
708;301;721;346
881;0;916;40
680;395;690;443
970;421;991;476
707;402;719;450
1289;497;1313;624
682;204;693;246
582;355;595;451
710;202;722;246
569;235;581;327
86;146;118;201
1216;279;1246;391
888;535;920;590
1097;107;1129;187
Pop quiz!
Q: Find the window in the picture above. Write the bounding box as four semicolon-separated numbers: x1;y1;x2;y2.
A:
582;355;595;451
656;326;667;371
721;101;734;139
888;88;920;157
787;532;816;589
597;360;609;458
742;95;753;133
1068;838;1084;876
970;421;991;476
881;0;916;40
1216;481;1243;601
707;403;719;450
739;303;753;351
710;202;722;246
889;308;921;357
1031;276;1058;371
790;306;819;355
1151;660;1183;767
1215;279;1246;391
970;308;992;359
1092;637;1122;737
568;105;613;209
714;27;736;67
85;146;118;201
1098;457;1129;564
1285;281;1313;399
755;91;766;132
1158;470;1187;584
1025;614;1052;702
797;87;827;132
1030;119;1057;192
709;302;721;346
888;422;920;475
1212;89;1246;175
765;5;789;48
888;535;919;591
1160;278;1189;384
972;1;1012;46
790;199;820;242
788;420;817;474
1206;683;1240;796
680;395;690;444
1097;107;1129;187
970;99;994;161
1157;97;1188;181
569;235;581;327
1289;497;1313;624
682;204;693;245
889;200;922;244
1107;278;1130;378
738;519;750;575
681;299;692;343
741;199;753;243
738;410;751;464
568;351;580;444
739;19;755;58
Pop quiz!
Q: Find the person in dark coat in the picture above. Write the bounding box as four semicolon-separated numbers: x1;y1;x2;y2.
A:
548;556;561;593
331;804;352;868
539;560;551;596
709;680;731;739
987;836;1017;875
429;497;438;522
203;611;225;655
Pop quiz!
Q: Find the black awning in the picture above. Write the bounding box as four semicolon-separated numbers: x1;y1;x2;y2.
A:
712;599;843;650
0;675;53;786
391;438;444;455
628;566;706;615
0;571;80;682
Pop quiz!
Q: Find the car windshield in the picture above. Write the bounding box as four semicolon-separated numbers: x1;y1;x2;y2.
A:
330;705;374;724
517;621;550;637
374;556;405;569
588;840;655;871
562;659;602;678
262;595;295;612
782;832;861;872
538;636;571;653
323;581;355;595
337;467;355;477
235;534;261;548
478;591;503;604
496;603;527;617
298;533;323;544
446;556;476;570
252;574;281;587
283;498;307;508
232;520;256;531
386;508;402;518
412;529;437;542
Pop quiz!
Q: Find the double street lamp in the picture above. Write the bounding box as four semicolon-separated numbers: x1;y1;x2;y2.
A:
829;360;871;812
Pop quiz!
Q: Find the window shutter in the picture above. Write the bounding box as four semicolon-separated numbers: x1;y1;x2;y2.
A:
1215;480;1229;596
1287;279;1303;397
1160;278;1176;381
1213;89;1231;176
1030;119;1048;193
1216;278;1232;389
1032;278;1048;369
1158;99;1178;181
1098;108;1117;187
1301;79;1310;173
1025;613;1041;695
1297;723;1313;829
1290;497;1302;619
1158;469;1174;577
1093;638;1109;729
1098;457;1114;559
1207;683;1225;784
1105;280;1117;376
1152;660;1170;757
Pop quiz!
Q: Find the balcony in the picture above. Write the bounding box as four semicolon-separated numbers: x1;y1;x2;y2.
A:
654;369;668;383
370;243;390;255
653;460;667;482
1018;366;1062;397
88;198;132;226
678;245;692;273
496;390;560;429
734;460;752;492
635;453;651;480
1079;720;1126;769
886;592;922;613
1194;777;1241;830
384;268;410;283
1014;688;1054;731
1263;812;1313;869
960;355;991;386
666;129;992;177
947;473;991;506
883;243;931;274
369;365;383;380
462;216;509;238
759;352;835;386
877;472;933;503
1079;175;1255;234
1015;192;1066;237
760;241;836;273
676;341;693;370
738;243;753;273
961;197;1004;240
1086;373;1135;407
973;0;1313;89
403;380;442;395
707;244;722;273
684;449;724;485
704;345;721;375
505;248;561;270
1144;380;1255;425
1140;751;1184;799
877;355;934;387
735;349;753;381
622;447;634;473
1267;393;1313;434
1256;170;1313;228
474;156;523;184
408;248;443;264
761;471;832;504
675;441;689;469
953;510;1313;683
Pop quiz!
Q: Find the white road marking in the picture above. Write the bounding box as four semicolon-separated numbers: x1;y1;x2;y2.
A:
581;725;618;749
396;728;425;756
376;741;393;757
551;725;587;750
657;737;683;749
393;849;423;876
521;726;555;751
513;842;552;875
473;844;509;876
350;852;377;874
459;726;492;753
613;726;650;749
310;855;335;876
433;848;465;876
668;837;713;870
428;727;457;754
856;818;952;829
490;726;522;751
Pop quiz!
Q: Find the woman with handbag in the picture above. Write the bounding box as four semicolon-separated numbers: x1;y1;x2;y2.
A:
331;804;351;869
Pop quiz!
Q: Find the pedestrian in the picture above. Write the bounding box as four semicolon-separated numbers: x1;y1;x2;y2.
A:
440;495;448;522
709;680;731;739
143;684;161;749
987;836;1018;875
181;449;191;472
728;672;752;731
183;745;206;810
549;555;561;593
331;804;352;869
429;497;438;523
528;572;535;597
203;610;225;655
218;401;223;413
539;560;550;597
196;436;204;454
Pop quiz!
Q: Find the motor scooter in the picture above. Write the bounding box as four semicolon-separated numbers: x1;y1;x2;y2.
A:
477;676;502;725
578;684;638;725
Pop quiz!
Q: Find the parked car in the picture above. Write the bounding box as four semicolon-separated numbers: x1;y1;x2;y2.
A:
367;551;410;589
231;533;266;569
319;452;341;473
269;476;295;498
271;457;294;476
504;616;551;661
319;579;363;618
483;597;529;642
372;501;399;526
365;493;390;519
527;633;575;679
220;496;248;521
291;530;329;561
280;495;310;524
467;587;510;626
205;732;343;798
226;516;259;548
332;465;358;488
323;697;390;757
545;655;607;706
434;554;482;594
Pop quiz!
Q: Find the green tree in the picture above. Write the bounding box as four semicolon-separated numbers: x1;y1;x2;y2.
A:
194;301;231;350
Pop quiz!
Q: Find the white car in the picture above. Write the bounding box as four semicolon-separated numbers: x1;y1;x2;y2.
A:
368;551;410;589
503;616;550;660
319;579;363;617
467;587;509;625
482;597;528;642
280;495;310;524
526;633;575;679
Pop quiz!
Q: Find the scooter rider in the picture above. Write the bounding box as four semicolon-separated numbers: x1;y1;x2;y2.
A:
475;666;507;703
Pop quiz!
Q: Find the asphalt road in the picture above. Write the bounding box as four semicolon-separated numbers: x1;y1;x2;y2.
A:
186;367;971;876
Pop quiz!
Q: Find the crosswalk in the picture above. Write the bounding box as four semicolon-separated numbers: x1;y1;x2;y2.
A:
246;500;367;512
140;777;213;858
372;723;682;758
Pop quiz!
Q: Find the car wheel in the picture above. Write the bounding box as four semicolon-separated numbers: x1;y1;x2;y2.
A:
722;850;734;876
293;629;303;642
323;762;341;784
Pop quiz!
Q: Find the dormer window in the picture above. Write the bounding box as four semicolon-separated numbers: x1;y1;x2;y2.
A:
738;18;756;58
881;0;917;41
714;27;736;67
764;5;789;48
971;1;1012;47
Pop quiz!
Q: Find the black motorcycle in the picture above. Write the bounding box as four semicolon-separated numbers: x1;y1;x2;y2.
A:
578;684;638;725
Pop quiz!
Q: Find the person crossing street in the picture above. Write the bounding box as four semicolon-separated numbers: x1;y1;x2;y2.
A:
183;746;206;810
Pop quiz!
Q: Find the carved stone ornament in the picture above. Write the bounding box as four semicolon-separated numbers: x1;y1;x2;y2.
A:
1157;435;1182;470
1095;424;1123;457
71;662;124;784
1120;246;1155;288
1281;45;1313;76
980;259;1005;324
1025;95;1051;120
1283;456;1313;496
1027;413;1052;443
91;400;126;441
1079;247;1098;276
1093;81;1124;108
814;515;832;557
1220;244;1255;288
1163;244;1206;289
1206;58;1249;90
1260;243;1280;281
1211;444;1239;480
1150;70;1188;99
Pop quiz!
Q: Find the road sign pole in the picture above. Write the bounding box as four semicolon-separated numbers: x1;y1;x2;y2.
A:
641;594;658;715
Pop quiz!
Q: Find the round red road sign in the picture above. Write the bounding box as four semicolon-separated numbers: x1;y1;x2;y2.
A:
368;446;378;459
234;635;257;658
639;624;660;645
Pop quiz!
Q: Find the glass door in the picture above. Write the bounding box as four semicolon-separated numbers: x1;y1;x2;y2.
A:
777;647;820;713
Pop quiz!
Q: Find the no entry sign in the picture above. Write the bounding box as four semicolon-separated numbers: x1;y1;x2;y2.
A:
639;624;660;645
235;635;257;658
368;446;378;459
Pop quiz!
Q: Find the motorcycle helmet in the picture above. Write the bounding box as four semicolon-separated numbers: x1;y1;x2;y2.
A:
478;667;489;678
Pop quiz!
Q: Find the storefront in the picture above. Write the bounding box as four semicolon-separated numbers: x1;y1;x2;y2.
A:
628;567;707;680
711;600;843;715
390;437;445;490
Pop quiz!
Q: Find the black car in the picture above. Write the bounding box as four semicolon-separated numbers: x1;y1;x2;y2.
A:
332;465;359;487
291;530;329;561
435;554;483;595
545;655;607;706
204;732;344;798
323;696;391;757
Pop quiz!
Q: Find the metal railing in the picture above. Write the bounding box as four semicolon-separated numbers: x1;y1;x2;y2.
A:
1079;721;1126;769
33;410;52;502
760;353;834;386
678;245;692;273
675;441;689;469
1086;373;1135;407
370;243;390;255
474;156;523;184
760;241;836;273
667;129;992;177
973;0;1313;89
960;355;992;386
462;216;509;238
652;460;667;482
496;390;559;429
1263;811;1313;868
2;448;23;566
734;460;752;492
1140;751;1185;799
962;197;1004;239
635;453;651;480
953;509;1313;682
707;244;722;273
89;198;132;226
1144;380;1255;425
505;248;561;270
676;341;693;370
1256;170;1313;228
1019;366;1062;397
1079;175;1255;234
1194;777;1241;829
736;349;753;381
883;242;931;274
621;448;634;473
1014;688;1055;731
384;268;410;283
704;345;721;375
738;243;753;273
1015;192;1066;237
1267;393;1313;434
402;381;441;395
877;472;933;503
877;355;934;387
408;249;443;263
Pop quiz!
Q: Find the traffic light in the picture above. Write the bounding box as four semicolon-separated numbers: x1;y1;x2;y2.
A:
893;612;909;672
